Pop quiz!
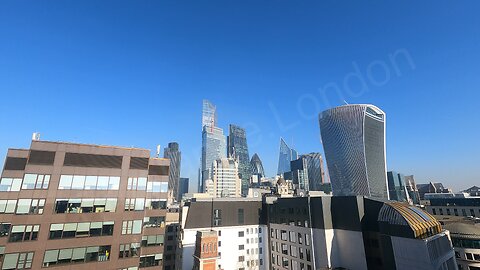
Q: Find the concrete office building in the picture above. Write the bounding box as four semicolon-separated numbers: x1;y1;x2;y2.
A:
177;198;269;270
0;139;170;270
443;222;480;270
319;104;388;199
164;142;181;202
425;193;480;218
205;158;241;198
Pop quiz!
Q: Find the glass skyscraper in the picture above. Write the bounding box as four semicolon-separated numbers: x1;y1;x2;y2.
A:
319;104;388;199
201;125;226;192
277;138;298;175
250;153;265;178
387;171;408;202
227;124;250;195
164;142;181;201
290;152;325;192
202;99;217;128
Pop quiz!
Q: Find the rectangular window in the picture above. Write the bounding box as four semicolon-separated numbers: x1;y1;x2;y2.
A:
122;220;143;235
146;182;168;193
139;254;162;268
49;221;114;239
145;199;167;210
42;245;111;267
0;178;22;192
119;243;140;258
143;216;165;228
239;231;244;237
127;177;147;190
238;209;244;225
58;175;120;191
9;225;39;242
141;235;164;247
125;198;145;211
14;199;45;215
2;252;34;269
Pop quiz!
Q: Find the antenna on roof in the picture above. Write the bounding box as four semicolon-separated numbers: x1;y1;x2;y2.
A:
156;145;161;158
32;132;41;141
343;100;349;105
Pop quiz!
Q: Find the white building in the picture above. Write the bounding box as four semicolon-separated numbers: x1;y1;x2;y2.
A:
205;158;241;198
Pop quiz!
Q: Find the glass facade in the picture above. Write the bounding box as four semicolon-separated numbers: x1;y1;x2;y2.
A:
228;124;251;195
250;153;265;178
277;138;298;175
387;171;408;202
319;104;388;199
163;142;181;201
201;126;226;192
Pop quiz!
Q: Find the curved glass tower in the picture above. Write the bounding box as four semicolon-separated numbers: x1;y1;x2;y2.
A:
319;104;388;199
250;153;265;178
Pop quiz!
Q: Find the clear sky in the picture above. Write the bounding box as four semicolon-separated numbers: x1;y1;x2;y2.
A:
1;1;479;192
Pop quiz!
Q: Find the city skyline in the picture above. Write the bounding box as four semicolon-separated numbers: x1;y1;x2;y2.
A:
1;2;479;191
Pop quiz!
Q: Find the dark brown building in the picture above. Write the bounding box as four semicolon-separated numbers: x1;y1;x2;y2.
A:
0;139;170;270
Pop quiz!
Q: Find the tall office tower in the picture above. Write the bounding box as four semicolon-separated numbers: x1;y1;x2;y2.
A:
277;138;298;175
201;126;226;192
205;158;241;198
227;124;251;195
192;231;219;270
387;171;408;202
164;142;181;202
250;153;265;178
0;138;171;269
319;104;388;199
404;175;420;204
179;177;189;200
290;152;325;192
202;99;217;128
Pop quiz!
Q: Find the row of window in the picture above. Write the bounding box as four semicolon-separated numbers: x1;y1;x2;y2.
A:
0;174;50;191
271;241;312;262
58;175;120;190
55;198;117;213
0;199;45;215
271;229;311;246
452;237;480;249
42;245;111;267
431;207;478;217
124;198;167;211
49;221;114;239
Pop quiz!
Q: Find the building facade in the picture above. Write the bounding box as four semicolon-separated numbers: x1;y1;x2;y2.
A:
205;158;241;198
179;177;189;201
443;222;480;270
0;139;170;270
290;153;324;192
277;138;298;176
387;171;408;202
164;142;181;202
319;104;388;199
178;198;269;270
228;124;251;196
250;153;265;179
404;175;421;204
201;126;226;192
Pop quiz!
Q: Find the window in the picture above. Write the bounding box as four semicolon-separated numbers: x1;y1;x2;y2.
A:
432;208;437;215
42;245;111;267
122;220;142;235
22;174;50;190
0;223;11;237
145;199;167;210
239;256;245;262
49;221;114;239
58;175;120;190
54;198;117;213
237;209;244;225
213;209;222;226
2;252;34;269
147;181;168;193
15;199;45;215
238;231;244;237
139;254;162;268
127;177;147;190
141;235;164;247
119;243;140;258
239;245;244;250
143;216;165;228
9;225;39;242
125;198;146;211
0;178;22;192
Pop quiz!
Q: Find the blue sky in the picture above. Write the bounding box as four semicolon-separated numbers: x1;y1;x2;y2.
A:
0;1;479;191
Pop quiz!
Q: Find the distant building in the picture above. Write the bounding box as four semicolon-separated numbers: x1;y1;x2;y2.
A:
443;220;480;270
387;171;408;202
290;153;325;192
404;175;421;204
277;138;298;175
250;153;265;178
164;142;182;202
463;186;480;197
228;124;251;195
179;177;189;200
417;182;452;200
319;104;388;199
201;126;226;192
425;193;480;218
205;158;241;198
202;99;217;128
192;230;219;270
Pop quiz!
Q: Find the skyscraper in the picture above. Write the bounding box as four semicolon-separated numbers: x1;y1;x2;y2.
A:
290;152;325;192
227;124;250;195
387;171;408;202
201;125;226;192
200;100;226;192
277;138;298;175
164;142;181;201
319;104;388;199
250;153;265;178
205;158;242;198
179;177;189;201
